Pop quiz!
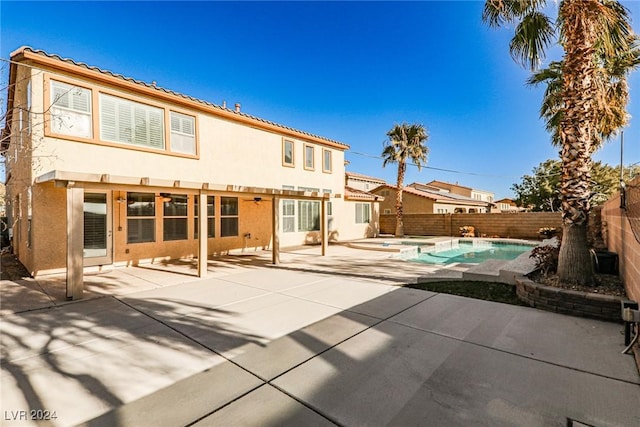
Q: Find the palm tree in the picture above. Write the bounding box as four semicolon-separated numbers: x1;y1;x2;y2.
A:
528;38;640;149
382;123;429;237
483;0;635;285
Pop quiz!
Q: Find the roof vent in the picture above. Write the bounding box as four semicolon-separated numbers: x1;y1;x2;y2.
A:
235;103;241;113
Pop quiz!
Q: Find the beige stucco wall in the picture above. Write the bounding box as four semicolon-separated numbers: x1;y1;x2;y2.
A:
31;71;345;195
8;57;384;275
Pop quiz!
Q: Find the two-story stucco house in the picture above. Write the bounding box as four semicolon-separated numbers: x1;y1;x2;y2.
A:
2;47;380;297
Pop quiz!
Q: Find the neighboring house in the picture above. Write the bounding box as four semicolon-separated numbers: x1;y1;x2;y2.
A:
372;183;491;214
345;171;387;192
423;180;494;204
2;47;380;287
493;198;526;213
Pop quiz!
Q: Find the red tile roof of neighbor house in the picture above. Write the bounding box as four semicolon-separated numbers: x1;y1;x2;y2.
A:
373;184;488;206
426;180;473;191
9;46;349;150
344;186;384;201
345;171;387;183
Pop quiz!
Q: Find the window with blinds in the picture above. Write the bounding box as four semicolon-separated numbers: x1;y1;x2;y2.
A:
170;111;196;155
127;192;156;243
298;201;320;231
220;197;239;237
282;200;295;233
100;93;164;149
355;203;371;224
194;195;215;238
50;80;92;138
163;194;188;241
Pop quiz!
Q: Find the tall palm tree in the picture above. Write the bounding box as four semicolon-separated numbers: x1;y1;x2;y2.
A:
382;123;429;237
483;0;635;285
528;38;640;149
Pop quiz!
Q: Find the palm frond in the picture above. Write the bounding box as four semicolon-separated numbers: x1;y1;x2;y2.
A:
510;11;555;70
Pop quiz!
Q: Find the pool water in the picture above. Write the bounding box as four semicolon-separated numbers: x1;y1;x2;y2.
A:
412;242;533;265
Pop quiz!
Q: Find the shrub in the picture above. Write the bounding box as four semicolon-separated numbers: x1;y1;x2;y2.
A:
530;244;559;276
459;225;475;237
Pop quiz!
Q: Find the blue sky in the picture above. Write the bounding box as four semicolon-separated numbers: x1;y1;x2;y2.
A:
2;1;640;199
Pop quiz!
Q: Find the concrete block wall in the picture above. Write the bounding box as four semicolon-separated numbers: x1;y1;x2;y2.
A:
380;212;562;240
602;179;640;303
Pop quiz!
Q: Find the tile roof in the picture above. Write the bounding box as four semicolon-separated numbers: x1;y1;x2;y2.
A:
12;46;348;149
344;186;383;201
346;171;387;183
374;184;488;206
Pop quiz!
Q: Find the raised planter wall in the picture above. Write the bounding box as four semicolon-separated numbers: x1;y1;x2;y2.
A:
515;277;622;322
380;212;562;240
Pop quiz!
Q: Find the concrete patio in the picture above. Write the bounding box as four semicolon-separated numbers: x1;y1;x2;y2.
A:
1;245;639;426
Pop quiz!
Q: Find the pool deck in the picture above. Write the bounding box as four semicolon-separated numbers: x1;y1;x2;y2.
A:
2;240;639;427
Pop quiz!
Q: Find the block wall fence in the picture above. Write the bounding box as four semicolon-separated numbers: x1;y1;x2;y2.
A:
601;176;640;303
379;212;563;240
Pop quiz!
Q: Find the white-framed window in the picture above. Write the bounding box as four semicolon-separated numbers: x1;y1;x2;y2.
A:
298;186;320;193
163;194;188;241
170;111;196;155
355;203;370;224
50;80;92;138
282;200;296;233
383;208;391;214
304;144;314;170
127;192;155;243
100;93;164;149
298;200;320;231
220;197;238;237
283;139;294;167
323;149;332;173
194;195;215;238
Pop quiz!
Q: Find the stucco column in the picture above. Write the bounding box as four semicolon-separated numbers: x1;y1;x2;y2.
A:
66;184;84;300
198;190;208;277
272;196;280;265
321;198;328;256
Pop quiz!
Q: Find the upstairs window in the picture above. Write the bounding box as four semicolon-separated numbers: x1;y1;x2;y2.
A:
100;93;164;149
283;139;294;167
50;80;92;138
304;144;314;170
323;149;332;173
170;112;196;155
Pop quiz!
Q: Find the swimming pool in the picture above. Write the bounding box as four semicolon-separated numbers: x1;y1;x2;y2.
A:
410;242;534;265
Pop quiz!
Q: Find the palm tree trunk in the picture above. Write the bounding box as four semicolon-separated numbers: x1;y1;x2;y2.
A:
557;0;599;285
395;161;406;237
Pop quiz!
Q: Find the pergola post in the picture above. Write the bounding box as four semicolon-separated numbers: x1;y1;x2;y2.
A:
66;184;84;300
272;195;280;264
197;190;208;277
321;197;328;256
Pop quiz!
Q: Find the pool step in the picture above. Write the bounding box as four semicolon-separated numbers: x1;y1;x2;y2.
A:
461;252;538;285
462;259;510;282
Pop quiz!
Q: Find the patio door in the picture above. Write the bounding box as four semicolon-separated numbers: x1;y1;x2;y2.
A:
83;191;113;266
